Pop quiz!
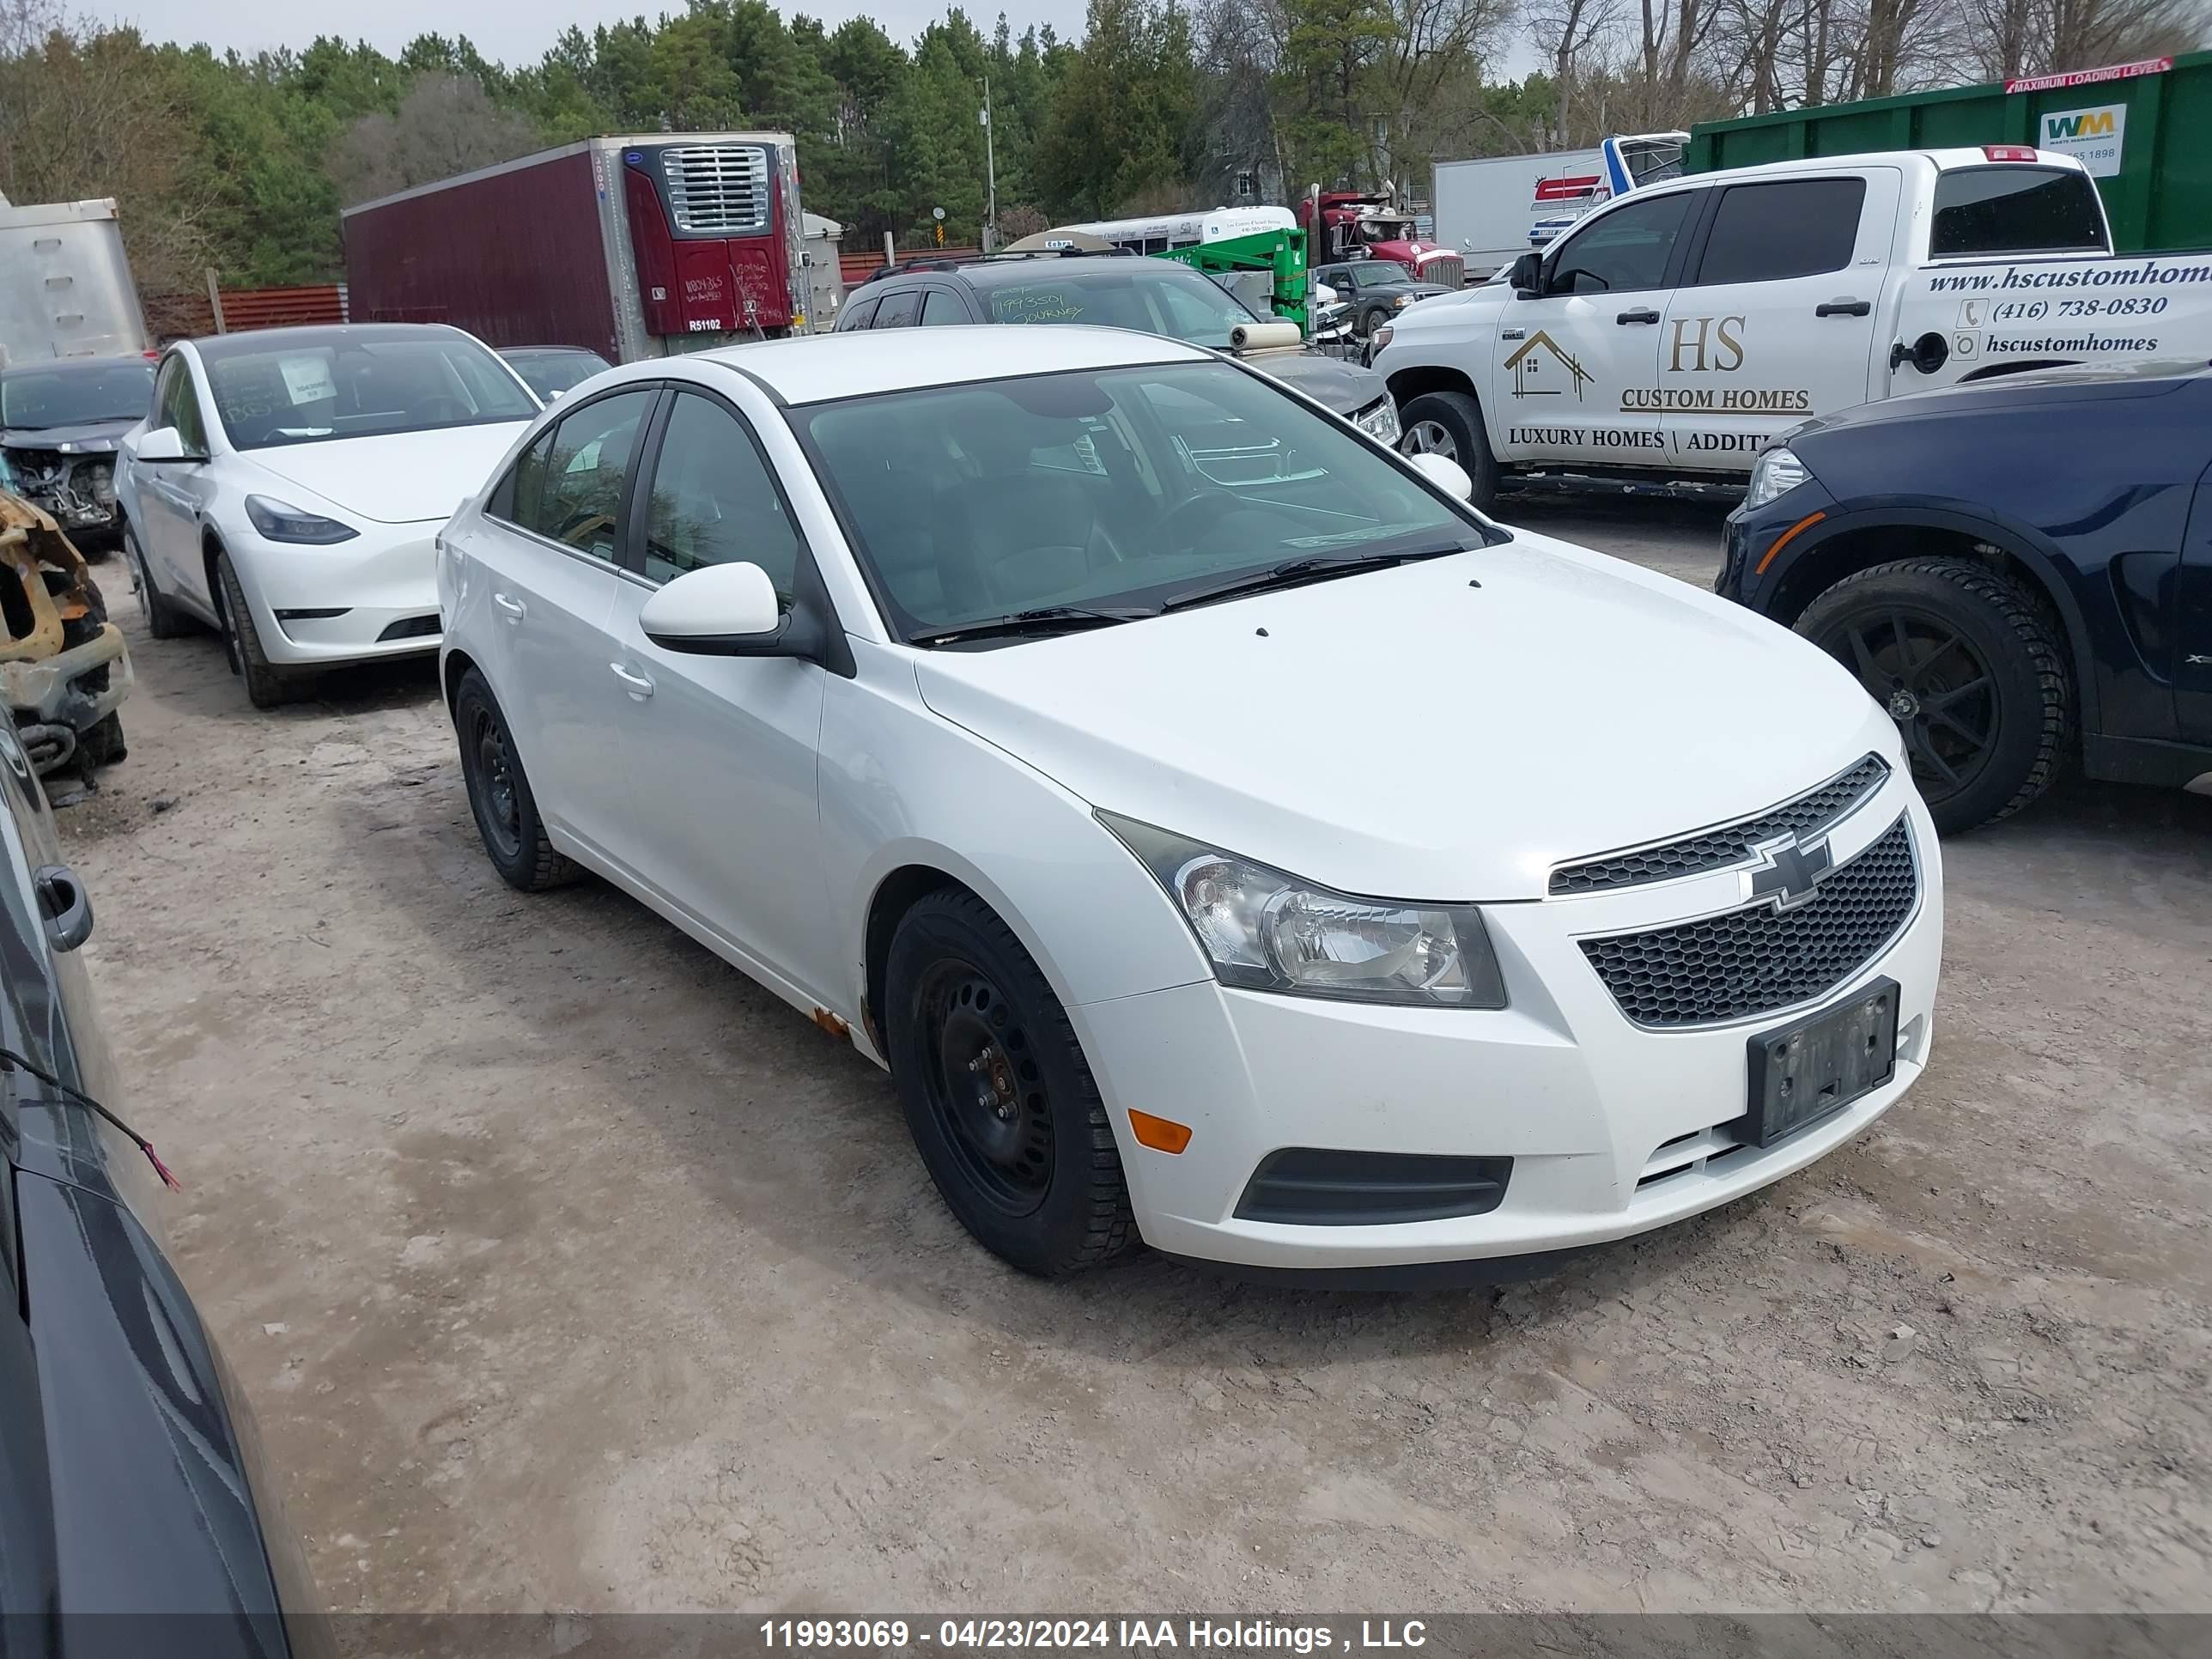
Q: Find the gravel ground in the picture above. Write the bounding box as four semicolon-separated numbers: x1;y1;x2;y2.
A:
54;500;2212;1616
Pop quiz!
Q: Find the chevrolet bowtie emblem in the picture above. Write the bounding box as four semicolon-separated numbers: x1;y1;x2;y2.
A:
1744;832;1833;910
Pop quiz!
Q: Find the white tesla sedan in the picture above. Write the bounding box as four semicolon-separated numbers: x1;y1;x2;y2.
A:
116;324;539;707
439;327;1943;1284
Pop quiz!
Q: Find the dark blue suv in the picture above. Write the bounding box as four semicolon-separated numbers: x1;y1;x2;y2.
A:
1718;362;2212;832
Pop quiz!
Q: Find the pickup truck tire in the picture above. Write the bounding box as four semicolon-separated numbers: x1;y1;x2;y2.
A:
1399;390;1498;511
1359;304;1393;339
1796;556;2067;835
122;522;188;641
885;887;1136;1279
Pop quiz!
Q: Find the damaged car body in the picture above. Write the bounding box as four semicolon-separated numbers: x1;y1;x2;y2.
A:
0;357;155;556
0;491;131;777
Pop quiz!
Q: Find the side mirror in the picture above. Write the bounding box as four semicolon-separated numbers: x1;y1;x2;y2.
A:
1508;252;1543;296
1407;451;1474;502
132;426;195;463
639;562;787;656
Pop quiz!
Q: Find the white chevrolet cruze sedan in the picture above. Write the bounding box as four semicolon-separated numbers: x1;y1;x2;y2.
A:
116;324;540;707
439;326;1943;1284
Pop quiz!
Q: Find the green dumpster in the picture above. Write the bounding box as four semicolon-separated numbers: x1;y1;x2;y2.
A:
1686;52;2212;255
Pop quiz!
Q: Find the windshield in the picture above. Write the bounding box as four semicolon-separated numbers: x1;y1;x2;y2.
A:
982;270;1259;349
799;362;1492;641
198;331;538;450
1350;262;1414;287
0;361;154;430
503;348;611;399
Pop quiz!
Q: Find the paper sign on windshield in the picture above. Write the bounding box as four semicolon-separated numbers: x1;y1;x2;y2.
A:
279;355;337;405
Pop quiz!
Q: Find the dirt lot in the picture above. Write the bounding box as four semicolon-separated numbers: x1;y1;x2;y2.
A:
57;500;2212;1615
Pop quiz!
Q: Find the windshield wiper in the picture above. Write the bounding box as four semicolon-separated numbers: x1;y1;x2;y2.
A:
1159;542;1473;611
920;603;1156;645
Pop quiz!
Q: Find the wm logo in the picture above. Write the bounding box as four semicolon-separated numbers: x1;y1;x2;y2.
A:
2045;111;2116;138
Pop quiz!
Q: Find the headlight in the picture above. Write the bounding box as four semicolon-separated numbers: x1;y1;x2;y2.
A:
1369;323;1395;351
1099;813;1507;1009
1393;294;1414;307
1744;445;1810;510
245;495;358;544
1354;398;1401;444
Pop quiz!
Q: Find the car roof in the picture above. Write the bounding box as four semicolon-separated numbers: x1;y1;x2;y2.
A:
501;344;602;356
690;325;1208;406
866;252;1218;289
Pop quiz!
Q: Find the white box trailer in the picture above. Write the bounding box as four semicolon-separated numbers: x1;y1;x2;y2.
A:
0;197;151;367
1432;135;1688;281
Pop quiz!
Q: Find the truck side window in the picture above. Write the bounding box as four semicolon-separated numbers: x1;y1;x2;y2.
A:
1545;192;1693;295
1692;178;1867;285
1931;167;2108;258
874;290;922;329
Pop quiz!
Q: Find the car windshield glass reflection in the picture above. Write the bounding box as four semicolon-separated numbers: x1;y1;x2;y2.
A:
799;362;1492;642
1;362;155;429
198;332;538;450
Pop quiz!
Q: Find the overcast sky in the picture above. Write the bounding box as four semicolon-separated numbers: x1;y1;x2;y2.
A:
106;1;1088;62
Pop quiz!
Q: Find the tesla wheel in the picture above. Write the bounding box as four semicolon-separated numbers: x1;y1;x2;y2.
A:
884;889;1134;1278
122;521;187;640
213;551;298;709
453;668;580;892
1796;556;2068;835
1398;388;1498;510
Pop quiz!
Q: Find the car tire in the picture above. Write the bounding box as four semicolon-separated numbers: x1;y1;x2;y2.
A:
122;521;188;640
453;667;580;892
212;551;298;709
1796;556;2068;834
1360;305;1392;339
1399;388;1499;511
884;888;1136;1279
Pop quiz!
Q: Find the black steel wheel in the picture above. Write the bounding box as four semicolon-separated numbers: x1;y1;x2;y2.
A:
916;964;1054;1216
1797;556;2068;834
453;667;580;892
885;889;1134;1277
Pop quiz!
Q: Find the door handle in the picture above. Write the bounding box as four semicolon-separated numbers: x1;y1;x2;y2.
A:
1616;307;1660;325
1817;299;1873;318
492;592;526;623
33;864;94;952
609;662;655;699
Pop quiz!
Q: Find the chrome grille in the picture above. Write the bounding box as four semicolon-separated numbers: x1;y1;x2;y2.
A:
663;145;769;234
1422;255;1465;289
1550;755;1889;896
1580;817;1917;1029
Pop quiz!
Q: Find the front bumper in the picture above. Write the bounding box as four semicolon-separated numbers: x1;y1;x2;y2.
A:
1070;777;1942;1273
232;522;444;666
1;622;132;769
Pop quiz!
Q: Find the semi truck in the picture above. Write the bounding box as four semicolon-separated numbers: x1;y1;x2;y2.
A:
343;134;811;362
0;195;151;367
1431;134;1689;281
1295;191;1465;289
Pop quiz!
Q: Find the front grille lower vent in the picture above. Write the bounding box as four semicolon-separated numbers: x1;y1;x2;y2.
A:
1580;816;1917;1028
663;145;769;234
1550;755;1889;896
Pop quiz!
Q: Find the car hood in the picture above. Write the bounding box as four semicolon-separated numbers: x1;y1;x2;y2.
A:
1237;349;1385;414
913;532;1894;901
2;419;137;452
239;423;531;524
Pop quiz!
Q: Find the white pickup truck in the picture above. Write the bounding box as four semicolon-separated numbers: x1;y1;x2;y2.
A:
1370;148;2212;507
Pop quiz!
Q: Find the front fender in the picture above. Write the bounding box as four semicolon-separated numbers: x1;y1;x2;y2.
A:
817;640;1210;1038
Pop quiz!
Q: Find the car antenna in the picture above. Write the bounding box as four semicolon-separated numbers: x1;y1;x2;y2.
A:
0;1043;182;1190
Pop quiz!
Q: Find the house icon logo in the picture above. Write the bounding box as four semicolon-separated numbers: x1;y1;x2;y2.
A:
1504;331;1594;400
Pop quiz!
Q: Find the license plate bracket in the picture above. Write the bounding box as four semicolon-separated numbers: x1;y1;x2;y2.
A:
1737;978;1900;1148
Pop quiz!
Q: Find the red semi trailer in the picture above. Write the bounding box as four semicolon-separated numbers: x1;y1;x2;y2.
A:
342;133;811;362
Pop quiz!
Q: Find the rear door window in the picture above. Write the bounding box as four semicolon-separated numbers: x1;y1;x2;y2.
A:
837;296;878;331
873;290;922;329
1931;167;2108;258
1692;178;1868;285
